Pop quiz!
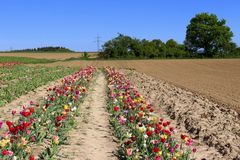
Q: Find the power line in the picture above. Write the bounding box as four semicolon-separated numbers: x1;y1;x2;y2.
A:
95;35;101;53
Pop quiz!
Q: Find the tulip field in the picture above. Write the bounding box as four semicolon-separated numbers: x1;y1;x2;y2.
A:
0;64;198;160
0;66;96;159
0;65;77;107
0;62;239;159
106;67;196;160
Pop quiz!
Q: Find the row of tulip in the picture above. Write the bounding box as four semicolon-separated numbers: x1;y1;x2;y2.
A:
0;66;96;159
105;67;196;160
0;62;21;68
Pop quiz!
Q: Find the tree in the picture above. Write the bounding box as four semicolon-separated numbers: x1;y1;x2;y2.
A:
101;34;133;58
129;38;143;57
166;39;178;48
185;13;233;57
151;39;166;57
141;39;160;58
165;39;188;58
216;42;236;57
101;33;188;59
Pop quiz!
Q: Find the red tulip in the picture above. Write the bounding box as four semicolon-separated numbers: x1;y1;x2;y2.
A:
192;148;197;153
113;106;119;112
153;147;159;153
161;137;166;143
56;116;63;122
149;108;154;112
131;137;137;141
2;150;9;155
22;111;31;117
50;97;55;101
129;116;134;123
6;121;13;127
2;150;13;156
163;122;168;127
29;107;35;113
146;131;153;137
169;127;174;132
181;134;187;140
29;155;35;160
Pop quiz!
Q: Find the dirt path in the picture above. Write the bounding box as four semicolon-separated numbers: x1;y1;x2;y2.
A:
56;72;117;160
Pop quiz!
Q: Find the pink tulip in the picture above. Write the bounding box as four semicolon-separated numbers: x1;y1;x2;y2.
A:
0;120;3;129
155;156;161;160
127;148;132;156
170;147;175;153
26;130;31;135
119;116;126;125
30;101;34;105
12;110;16;116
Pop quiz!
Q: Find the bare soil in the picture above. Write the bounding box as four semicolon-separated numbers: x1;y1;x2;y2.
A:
122;69;240;160
55;72;117;160
34;59;240;112
0;52;98;60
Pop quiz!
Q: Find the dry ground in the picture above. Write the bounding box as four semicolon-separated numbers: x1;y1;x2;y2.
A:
32;59;240;112
0;52;98;60
56;72;117;160
122;69;240;159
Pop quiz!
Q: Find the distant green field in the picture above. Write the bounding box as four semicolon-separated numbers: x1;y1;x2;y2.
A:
0;56;56;64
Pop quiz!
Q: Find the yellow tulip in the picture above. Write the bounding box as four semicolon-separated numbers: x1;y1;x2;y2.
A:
138;126;145;133
63;105;69;110
167;153;171;157
151;116;158;124
175;152;181;157
158;150;162;156
133;155;140;160
0;139;10;148
161;134;167;139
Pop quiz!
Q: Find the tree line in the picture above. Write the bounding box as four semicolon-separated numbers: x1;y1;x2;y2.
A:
3;46;73;53
100;13;240;59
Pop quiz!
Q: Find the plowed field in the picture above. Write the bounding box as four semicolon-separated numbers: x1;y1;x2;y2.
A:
35;59;240;112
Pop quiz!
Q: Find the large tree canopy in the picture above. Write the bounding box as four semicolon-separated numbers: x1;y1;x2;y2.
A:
185;13;233;57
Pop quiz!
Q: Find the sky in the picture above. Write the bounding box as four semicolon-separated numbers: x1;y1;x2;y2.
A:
0;0;239;51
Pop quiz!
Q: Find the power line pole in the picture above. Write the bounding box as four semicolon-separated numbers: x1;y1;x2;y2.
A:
95;35;101;53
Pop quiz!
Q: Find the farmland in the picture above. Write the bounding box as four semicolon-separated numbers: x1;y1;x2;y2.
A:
0;65;78;107
1;0;240;159
0;52;98;60
0;56;239;159
2;54;239;112
33;58;240;112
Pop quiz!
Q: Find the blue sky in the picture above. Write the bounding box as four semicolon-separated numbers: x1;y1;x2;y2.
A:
0;0;239;51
